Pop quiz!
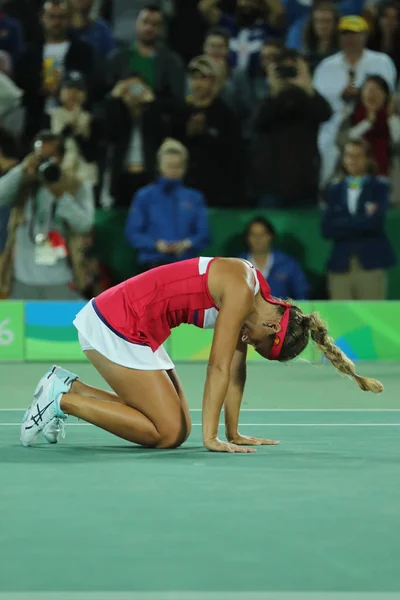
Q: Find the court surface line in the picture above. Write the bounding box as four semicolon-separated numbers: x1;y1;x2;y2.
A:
0;593;399;600
1;423;400;427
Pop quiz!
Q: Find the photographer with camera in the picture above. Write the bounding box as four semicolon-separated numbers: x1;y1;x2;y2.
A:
0;130;94;299
248;48;331;208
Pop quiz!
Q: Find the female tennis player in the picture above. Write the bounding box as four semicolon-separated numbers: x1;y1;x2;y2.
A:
20;257;383;452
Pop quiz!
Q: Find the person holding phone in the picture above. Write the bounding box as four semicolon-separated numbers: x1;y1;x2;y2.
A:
248;48;331;208
104;73;167;208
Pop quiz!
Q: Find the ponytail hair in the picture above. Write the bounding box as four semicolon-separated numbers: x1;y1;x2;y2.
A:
277;305;383;393
305;312;383;393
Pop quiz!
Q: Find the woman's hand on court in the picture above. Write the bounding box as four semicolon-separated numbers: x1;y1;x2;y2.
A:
228;434;280;446
203;437;256;453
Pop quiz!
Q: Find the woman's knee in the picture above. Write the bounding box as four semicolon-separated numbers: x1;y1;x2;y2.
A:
155;416;191;449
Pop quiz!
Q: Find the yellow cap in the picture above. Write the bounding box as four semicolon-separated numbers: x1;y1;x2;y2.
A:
338;15;369;32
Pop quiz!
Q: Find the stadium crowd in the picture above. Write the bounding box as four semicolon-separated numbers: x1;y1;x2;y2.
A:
0;0;398;301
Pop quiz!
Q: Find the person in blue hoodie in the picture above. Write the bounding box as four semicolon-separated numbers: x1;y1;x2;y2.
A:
239;216;309;299
125;138;211;272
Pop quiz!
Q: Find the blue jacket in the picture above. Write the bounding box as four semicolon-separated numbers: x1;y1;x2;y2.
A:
240;250;309;300
321;176;396;273
125;177;211;264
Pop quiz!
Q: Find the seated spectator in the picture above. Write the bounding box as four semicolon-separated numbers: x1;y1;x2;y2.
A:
0;130;94;299
368;1;400;78
337;75;400;176
0;69;24;137
104;73;167;208
47;71;99;186
321;139;396;299
0;7;24;67
107;5;184;100
15;0;97;147
203;27;231;96
0;127;19;254
313;15;397;186
239;216;309;299
293;2;339;73
68;0;116;59
248;50;331;207
125;138;210;272
171;55;242;207
198;0;284;72
228;39;282;138
0;0;41;44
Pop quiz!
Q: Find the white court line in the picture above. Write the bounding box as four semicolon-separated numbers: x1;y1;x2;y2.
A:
1;423;400;427
1;408;400;413
0;593;399;600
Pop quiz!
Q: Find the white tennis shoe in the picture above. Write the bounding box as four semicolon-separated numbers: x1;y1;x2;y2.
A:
42;366;77;444
20;371;69;447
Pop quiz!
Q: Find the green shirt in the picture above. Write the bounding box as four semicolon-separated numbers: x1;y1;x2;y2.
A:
128;45;155;90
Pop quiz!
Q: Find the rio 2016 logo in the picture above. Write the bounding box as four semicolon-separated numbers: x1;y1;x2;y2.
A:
0;319;14;346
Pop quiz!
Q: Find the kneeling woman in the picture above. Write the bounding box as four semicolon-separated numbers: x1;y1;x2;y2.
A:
21;257;383;453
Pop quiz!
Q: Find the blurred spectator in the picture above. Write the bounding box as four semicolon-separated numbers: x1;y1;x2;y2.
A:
0;50;12;75
46;71;99;186
239;216;309;299
68;0;116;59
125;138;210;272
0;70;24;137
0;0;41;44
321;139;396;299
15;0;97;146
198;0;284;72
107;5;184;100
248;50;331;207
171;55;242;207
337;75;400;175
314;15;397;186
81;231;111;297
167;0;208;65
290;2;339;73
228;39;282;138
89;0;112;24
0;7;24;67
0;130;94;299
104;73;167;208
203;27;231;95
368;1;400;78
283;0;364;45
0;127;19;253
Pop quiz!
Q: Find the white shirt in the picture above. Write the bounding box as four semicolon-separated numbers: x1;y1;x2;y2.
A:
125;126;144;168
347;186;362;215
313;49;397;184
43;41;70;112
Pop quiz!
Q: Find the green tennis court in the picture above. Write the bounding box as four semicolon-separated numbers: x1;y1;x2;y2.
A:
1;361;400;599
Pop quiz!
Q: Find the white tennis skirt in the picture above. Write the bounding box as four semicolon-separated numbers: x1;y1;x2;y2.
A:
73;300;175;371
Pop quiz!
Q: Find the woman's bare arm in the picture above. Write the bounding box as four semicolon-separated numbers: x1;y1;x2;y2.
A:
202;272;254;453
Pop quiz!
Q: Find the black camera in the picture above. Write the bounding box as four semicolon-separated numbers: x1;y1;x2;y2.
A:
276;64;297;79
275;49;299;80
38;158;62;184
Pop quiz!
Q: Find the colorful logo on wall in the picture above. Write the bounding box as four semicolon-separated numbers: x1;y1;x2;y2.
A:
25;301;85;361
0;301;24;360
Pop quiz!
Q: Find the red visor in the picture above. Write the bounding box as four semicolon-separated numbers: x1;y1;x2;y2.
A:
255;270;292;361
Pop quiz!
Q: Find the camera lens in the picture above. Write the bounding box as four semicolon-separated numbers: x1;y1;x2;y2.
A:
38;159;61;184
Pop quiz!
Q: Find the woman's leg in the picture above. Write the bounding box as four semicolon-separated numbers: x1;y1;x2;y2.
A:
60;350;192;449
